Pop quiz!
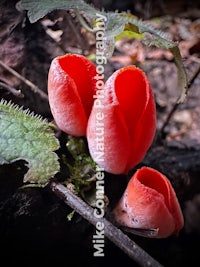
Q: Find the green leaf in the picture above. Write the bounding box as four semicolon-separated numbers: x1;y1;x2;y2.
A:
103;13;188;102
17;0;97;23
0;100;60;186
18;0;188;102
115;30;144;41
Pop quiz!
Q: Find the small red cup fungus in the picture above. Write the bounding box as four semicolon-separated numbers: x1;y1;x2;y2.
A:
113;167;184;238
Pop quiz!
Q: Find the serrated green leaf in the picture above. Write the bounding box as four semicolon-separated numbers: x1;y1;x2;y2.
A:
18;0;188;101
0;100;60;186
109;13;188;102
17;0;96;23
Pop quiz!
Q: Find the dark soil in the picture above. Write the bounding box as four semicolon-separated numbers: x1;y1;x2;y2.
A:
1;1;200;266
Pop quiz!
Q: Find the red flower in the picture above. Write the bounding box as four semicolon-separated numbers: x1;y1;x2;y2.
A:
113;167;184;238
87;65;156;174
48;54;97;136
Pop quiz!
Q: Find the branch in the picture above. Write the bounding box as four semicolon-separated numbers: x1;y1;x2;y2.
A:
48;179;163;267
0;60;48;101
0;81;24;97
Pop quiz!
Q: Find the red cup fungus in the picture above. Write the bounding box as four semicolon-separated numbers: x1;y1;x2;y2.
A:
87;65;156;174
113;167;184;238
48;53;97;136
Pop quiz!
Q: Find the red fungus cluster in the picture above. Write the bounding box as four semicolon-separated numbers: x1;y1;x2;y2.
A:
48;53;184;238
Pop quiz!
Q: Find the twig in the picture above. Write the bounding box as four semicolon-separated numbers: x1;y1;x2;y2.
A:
188;64;200;88
158;64;200;139
0;81;24;98
157;102;179;140
0;60;48;101
75;9;95;32
66;11;88;52
49;179;163;267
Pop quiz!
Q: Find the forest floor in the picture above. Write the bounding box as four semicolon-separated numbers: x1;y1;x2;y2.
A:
1;1;200;266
